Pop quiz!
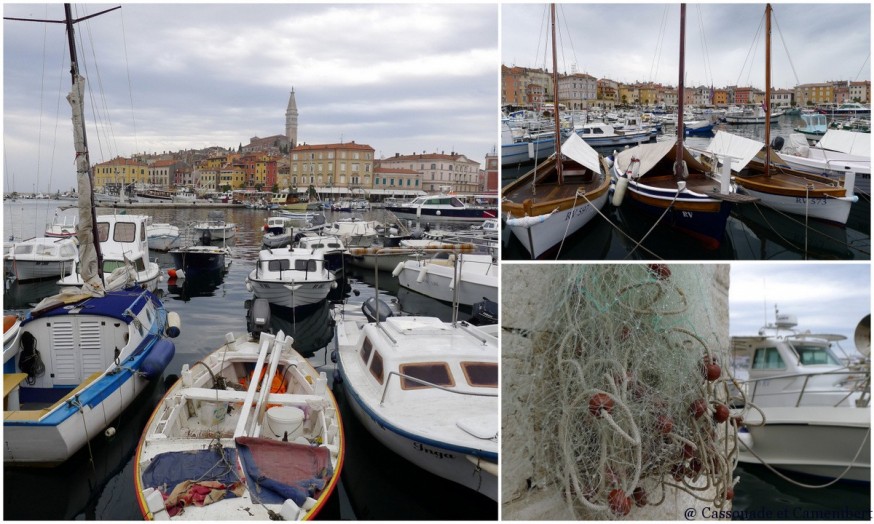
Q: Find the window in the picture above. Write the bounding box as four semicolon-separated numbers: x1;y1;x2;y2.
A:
461;362;498;387
97;222;110;242
114;222;136;242
293;259;318;272
752;347;785;369
360;337;373;364
370;351;384;384
795;345;840;366
399;362;454;390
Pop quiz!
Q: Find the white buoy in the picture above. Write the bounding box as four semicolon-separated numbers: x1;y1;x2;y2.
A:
104;427;116;437
391;262;405;277
416;265;429;283
166;311;182;338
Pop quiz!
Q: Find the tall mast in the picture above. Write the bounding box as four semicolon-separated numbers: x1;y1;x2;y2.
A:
64;3;104;280
550;4;563;185
764;3;772;177
675;3;686;178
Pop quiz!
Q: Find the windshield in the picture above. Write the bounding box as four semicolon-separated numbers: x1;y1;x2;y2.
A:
793;344;841;366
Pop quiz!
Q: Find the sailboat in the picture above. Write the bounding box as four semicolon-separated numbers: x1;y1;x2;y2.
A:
610;3;757;250
3;4;179;466
501;4;612;259
729;4;858;225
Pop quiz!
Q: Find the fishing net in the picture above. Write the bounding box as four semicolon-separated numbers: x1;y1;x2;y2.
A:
503;264;738;519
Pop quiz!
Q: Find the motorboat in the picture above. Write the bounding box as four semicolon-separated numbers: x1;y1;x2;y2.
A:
44;212;77;238
58;214;162;292
573;121;654;147
4;237;78;282
3;314;22;365
792;112;828;141
392;252;497;307
319;218;380;248
193;211;236;242
772;130;870;195
169;244;231;278
385;194;498;223
134;322;343;520
333;304;498;500
731;310;870;482
295;235;347;278
146;223;181;252
262;216;295;248
245;247;337;309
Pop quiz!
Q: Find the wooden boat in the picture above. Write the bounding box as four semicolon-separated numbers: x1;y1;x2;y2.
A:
732;5;857;225
610;5;756;250
772;130;870;195
3;4;179;467
135;327;344;520
502;6;611;259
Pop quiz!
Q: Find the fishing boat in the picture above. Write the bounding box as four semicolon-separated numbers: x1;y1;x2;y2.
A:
146;222;181;251
723;105;783;124
318;218;380;248
134;323;344;520
392;252;498;307
573;121;654;147
4;4;179;466
385;194;498;223
333;301;498;501
169;244;231;278
501;122;530;166
732;310;870;482
771;129;871;195
610;5;756;250
501;6;611;259
245;247;337;309
732;5;858;225
3;237;78;282
193;211;237;242
57;214;162;292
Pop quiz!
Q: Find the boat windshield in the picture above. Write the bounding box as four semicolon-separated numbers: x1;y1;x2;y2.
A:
793;344;842;366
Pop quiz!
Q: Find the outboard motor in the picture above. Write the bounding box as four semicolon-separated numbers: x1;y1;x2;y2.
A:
247;298;272;339
468;298;498;326
770;136;785;151
362;296;394;323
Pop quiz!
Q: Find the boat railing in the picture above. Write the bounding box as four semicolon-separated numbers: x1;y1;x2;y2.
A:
379;370;498;406
743;368;870;407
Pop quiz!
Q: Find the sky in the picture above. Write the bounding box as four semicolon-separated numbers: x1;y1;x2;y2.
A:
502;3;871;89
729;263;871;356
2;3;498;194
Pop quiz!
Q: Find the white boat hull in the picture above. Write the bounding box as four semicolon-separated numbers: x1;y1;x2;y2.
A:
247;271;334;308
737;406;870;482
736;185;854;224
505;191;608;259
775;152;870;195
4;258;76;281
396;258;497;306
340;379;498;500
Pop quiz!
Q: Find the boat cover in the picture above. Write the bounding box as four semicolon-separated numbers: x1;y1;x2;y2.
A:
235;436;332;505
705;131;765;172
817;129;871;157
28;288;151;321
561;132;603;174
614;139;677;178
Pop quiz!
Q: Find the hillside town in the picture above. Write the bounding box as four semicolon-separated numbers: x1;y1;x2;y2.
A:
27;90;498;203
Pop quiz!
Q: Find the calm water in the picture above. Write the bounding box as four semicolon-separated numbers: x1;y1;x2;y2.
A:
3;200;496;520
502;116;871;260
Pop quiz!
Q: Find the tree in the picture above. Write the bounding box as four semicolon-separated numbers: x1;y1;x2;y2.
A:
221;184;231;192
271;184;279;193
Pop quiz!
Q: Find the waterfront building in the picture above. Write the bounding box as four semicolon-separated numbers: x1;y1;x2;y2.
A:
557;72;597;110
502;65;552;108
795;82;834;107
379;151;481;194
93;157;148;194
372;166;421;192
849;80;870;103
287;141;375;193
770;88;794;109
148;159;177;187
483;151;498;193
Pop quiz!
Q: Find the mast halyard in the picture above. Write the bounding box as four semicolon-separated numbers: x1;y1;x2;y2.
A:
675;3;686;179
550;4;563;185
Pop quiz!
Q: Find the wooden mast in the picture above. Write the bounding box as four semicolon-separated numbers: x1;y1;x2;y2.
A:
674;3;686;178
764;3;772;177
550;4;563;185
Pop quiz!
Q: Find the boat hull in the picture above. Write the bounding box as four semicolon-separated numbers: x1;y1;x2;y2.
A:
737;406;870;482
505;191;609;259
386;208;498;223
501;142;529;166
337;363;498;501
247;272;334;308
170;248;227;275
396;258;497;306
4;258;76;282
735;184;853;224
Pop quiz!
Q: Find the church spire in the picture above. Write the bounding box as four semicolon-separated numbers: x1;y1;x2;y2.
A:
285;88;298;148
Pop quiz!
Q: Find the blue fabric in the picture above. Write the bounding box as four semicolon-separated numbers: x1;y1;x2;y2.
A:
30;289;157;323
142;448;240;494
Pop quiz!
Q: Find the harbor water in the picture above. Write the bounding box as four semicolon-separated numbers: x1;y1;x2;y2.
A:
501;116;871;260
3;200;496;520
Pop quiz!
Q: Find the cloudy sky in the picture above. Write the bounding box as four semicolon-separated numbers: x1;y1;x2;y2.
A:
729;263;870;356
503;3;870;89
3;3;498;194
